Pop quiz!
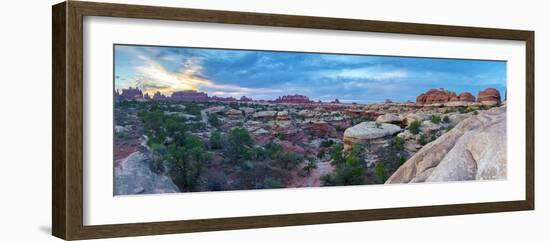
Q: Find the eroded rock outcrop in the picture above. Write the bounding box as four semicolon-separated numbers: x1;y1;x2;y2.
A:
477;88;501;105
417;89;476;106
115;152;179;195
343;122;401;152
386;106;506;183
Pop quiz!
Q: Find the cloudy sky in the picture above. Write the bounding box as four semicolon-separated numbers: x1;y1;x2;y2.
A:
114;44;506;104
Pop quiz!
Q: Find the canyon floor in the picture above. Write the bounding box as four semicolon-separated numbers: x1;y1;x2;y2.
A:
113;95;506;194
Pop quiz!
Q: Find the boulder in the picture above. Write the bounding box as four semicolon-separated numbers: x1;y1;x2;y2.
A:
386;106;506;183
115;152;179;195
343;122;401;152
376;113;403;125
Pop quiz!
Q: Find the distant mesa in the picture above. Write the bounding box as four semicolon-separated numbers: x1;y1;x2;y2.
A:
116;87;143;101
211;96;237;102
272;94;313;104
171;90;209;102
239;96;253;102
153;91;167;101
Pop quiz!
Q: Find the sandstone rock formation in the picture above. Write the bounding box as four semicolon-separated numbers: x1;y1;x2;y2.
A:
115;152;179;195
416;89;456;104
477;88;501;105
253;110;278;120
386;106;506;183
343;122;401;152
417;89;476;106
375;113;403;125
458;92;476;102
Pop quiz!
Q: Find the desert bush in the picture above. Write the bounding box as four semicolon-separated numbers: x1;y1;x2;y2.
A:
430;115;441;124
442;115;450;123
392;136;405;151
375;161;389;183
262;177;285;189
149;143;167;174
208;113;221;127
329;143;345;165
271;151;304;170
418;134;427;145
398;155;407;167
226;128;253;162
408;120;421;134
322;144;366;186
165;134;210;192
209;131;223;149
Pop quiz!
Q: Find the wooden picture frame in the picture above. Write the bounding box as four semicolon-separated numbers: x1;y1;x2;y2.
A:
52;1;534;240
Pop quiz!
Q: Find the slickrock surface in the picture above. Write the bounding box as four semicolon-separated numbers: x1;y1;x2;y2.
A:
115;152;179;195
386;106;506;183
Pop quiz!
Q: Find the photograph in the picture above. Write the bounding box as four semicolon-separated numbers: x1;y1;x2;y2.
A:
113;44;507;195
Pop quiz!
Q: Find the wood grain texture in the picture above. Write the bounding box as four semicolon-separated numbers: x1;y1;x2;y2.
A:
52;2;67;239
51;1;535;240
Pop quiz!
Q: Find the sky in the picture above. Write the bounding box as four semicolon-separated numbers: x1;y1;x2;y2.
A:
114;44;506;104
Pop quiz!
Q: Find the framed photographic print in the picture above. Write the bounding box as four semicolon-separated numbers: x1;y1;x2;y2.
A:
52;1;534;240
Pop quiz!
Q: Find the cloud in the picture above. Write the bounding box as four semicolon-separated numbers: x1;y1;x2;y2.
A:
324;67;408;81
126;51;280;98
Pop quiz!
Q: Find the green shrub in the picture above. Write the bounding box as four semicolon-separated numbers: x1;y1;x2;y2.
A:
262;177;284;189
375;161;388;183
149;143;167;174
392;136;404;151
208;113;221;127
209;131;223;149
442;115;450;123
321;144;366;186
329;143;345;165
418;134;427;145
398;155;406;167
226;128;253;162
409;120;421;134
430;115;441;124
272;151;304;170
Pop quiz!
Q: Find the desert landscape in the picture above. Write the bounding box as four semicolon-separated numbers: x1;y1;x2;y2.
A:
113;87;506;194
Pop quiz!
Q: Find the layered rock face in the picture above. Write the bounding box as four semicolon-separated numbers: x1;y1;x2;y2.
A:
115;152;179;195
343;122;401;152
416;89;476;106
386;106;506;183
273;95;312;104
477;88;501;105
416;89;456;104
458;92;476;102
